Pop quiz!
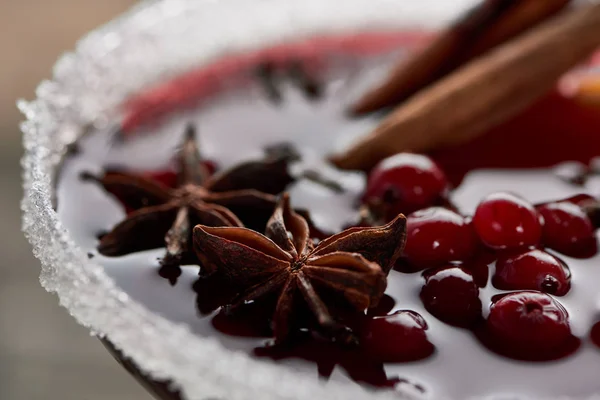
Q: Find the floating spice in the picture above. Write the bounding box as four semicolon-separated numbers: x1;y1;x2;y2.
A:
84;125;292;283
193;193;406;343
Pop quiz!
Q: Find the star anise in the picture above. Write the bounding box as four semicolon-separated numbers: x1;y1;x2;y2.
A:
255;60;323;104
193;193;406;344
85;125;293;282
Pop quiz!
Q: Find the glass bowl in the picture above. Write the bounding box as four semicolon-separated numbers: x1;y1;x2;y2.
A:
19;1;600;400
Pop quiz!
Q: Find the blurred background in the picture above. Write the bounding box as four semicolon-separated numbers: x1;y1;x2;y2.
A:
0;0;151;398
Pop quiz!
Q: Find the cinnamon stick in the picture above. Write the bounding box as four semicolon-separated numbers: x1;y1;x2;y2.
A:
351;0;572;115
466;0;572;57
331;3;600;171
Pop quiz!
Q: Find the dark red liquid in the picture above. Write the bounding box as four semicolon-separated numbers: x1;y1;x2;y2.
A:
474;324;582;362
432;92;600;186
592;322;600;348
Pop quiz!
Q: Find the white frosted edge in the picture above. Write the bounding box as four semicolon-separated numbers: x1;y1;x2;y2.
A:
19;0;600;400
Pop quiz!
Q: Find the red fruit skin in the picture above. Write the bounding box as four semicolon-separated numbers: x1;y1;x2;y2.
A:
420;265;482;327
361;310;435;362
537;201;598;258
403;207;478;269
482;291;578;361
493;249;571;296
473;192;543;250
364;153;449;216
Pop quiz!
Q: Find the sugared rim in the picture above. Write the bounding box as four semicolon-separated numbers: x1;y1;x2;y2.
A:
19;1;598;400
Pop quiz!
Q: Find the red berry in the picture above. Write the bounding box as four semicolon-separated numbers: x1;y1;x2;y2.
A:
361;310;434;362
473;192;542;250
493;249;571;296
420;265;482;327
403;207;478;268
537;201;597;258
486;291;575;360
591;321;600;349
364;153;449;216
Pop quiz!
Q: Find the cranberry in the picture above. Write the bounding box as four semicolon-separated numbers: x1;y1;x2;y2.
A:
420;265;482;327
364;153;449;217
537;201;597;258
591;321;600;349
403;207;478;269
485;291;576;360
473;192;542;250
493;249;571;296
360;310;435;362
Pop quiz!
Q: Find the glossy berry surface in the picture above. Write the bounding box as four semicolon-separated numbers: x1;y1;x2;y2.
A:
537;201;597;258
485;291;574;360
364;153;449;217
402;207;478;268
360;310;435;362
420;265;482;327
473;192;542;250
493;249;571;296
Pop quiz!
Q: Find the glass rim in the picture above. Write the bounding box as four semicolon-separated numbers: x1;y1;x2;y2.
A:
19;0;580;399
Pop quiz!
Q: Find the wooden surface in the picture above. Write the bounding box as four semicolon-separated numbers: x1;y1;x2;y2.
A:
0;1;149;399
